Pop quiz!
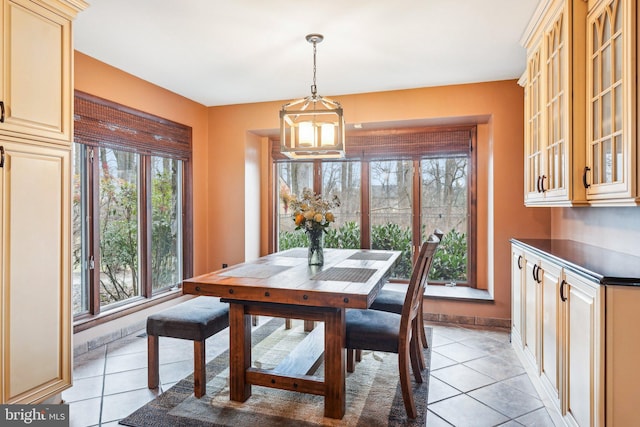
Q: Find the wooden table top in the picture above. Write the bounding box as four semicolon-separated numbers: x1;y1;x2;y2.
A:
183;248;401;309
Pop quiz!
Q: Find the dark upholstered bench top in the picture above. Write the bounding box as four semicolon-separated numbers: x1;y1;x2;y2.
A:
147;296;229;342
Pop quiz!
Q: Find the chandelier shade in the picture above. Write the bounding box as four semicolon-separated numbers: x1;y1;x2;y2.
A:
280;34;345;159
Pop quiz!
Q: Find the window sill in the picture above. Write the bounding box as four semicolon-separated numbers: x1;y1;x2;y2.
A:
73;288;184;333
384;282;493;302
424;285;492;301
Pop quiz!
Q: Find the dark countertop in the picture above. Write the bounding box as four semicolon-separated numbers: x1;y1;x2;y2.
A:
510;238;640;287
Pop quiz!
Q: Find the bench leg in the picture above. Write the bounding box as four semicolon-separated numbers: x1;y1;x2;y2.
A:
148;334;159;389
194;340;206;398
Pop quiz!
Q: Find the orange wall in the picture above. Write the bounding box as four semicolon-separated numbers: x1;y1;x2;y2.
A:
75;52;551;321
74;52;210;275
207;80;552;321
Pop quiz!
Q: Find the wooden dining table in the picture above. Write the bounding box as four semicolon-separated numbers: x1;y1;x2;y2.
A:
182;247;401;419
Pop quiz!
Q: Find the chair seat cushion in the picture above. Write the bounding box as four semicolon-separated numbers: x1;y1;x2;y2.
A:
147;296;229;341
346;309;400;353
369;288;405;314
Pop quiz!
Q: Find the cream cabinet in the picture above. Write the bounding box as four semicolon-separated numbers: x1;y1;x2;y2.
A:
0;0;78;144
510;245;525;346
512;246;564;410
521;0;588;206
584;0;639;204
0;141;71;403
605;285;640;426
562;271;604;427
539;260;562;410
522;0;639;206
0;0;86;404
522;253;540;368
509;239;640;427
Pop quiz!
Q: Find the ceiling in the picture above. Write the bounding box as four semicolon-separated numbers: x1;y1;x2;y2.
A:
73;0;540;108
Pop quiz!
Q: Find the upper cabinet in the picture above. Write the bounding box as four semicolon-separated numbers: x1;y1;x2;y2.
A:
0;0;83;144
585;0;638;204
522;0;588;206
520;0;638;206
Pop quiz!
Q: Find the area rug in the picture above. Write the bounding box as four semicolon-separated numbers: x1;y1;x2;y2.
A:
120;318;431;427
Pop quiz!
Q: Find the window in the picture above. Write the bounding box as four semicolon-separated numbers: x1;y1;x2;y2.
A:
271;126;476;286
72;92;192;322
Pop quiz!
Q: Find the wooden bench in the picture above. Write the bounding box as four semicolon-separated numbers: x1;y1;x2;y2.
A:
147;296;229;398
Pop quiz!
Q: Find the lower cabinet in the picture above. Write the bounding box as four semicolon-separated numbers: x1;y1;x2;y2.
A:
511;242;604;426
0;140;71;403
563;271;603;427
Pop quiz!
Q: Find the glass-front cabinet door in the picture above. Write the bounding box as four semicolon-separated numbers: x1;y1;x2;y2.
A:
522;0;586;206
585;0;638;203
524;45;546;204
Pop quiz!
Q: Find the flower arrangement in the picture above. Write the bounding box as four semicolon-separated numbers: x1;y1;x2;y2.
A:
288;188;340;234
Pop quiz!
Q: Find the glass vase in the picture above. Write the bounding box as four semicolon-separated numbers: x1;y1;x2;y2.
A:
307;228;324;266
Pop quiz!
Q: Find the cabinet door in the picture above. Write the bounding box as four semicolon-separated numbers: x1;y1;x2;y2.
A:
605;285;640;425
524;45;546;204
541;4;571;202
539;261;562;409
511;245;525;346
523;255;541;369
563;272;603;427
0;141;71;403
0;0;72;143
585;0;637;203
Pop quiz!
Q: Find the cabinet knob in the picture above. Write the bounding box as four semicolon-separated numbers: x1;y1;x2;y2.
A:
517;255;523;270
0;146;4;168
0;101;4;123
536;176;542;193
540;175;546;193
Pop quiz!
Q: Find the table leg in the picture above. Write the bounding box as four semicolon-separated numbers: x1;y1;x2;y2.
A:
324;308;346;419
229;303;251;401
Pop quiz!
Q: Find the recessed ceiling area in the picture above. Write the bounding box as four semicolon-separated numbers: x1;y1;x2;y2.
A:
74;0;540;107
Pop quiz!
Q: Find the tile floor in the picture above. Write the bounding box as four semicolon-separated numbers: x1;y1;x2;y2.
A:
63;319;560;427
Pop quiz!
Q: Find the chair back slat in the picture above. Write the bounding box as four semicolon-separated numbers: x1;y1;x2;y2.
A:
400;234;440;335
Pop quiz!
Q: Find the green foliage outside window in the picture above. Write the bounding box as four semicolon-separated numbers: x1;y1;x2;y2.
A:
278;221;467;282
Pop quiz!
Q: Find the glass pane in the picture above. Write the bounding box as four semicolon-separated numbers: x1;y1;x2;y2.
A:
603;9;611;44
321;161;361;249
615;134;623;182
593;143;600;184
370;160;413;279
72;143;89;315
592;98;600;138
602;43;611;88
558;143;564;188
421;157;468;283
151;156;182;292
614;33;622;81
614;85;622;131
603;138;612;183
602;91;612;136
277;162;313;249
592;22;599;54
592;52;599;94
98;148;140;307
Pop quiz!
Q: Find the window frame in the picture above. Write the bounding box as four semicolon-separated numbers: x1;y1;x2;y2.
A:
270;125;477;287
72;91;193;331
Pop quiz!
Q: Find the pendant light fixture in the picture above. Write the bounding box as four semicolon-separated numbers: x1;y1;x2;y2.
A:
280;34;345;159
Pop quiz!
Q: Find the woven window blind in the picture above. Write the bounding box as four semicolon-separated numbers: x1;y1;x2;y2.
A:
74;90;192;159
272;126;473;161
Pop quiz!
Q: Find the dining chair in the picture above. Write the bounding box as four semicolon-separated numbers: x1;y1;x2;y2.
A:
369;228;444;352
345;234;440;418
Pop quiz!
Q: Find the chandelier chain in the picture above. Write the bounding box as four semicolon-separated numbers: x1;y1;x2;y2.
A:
311;39;318;96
